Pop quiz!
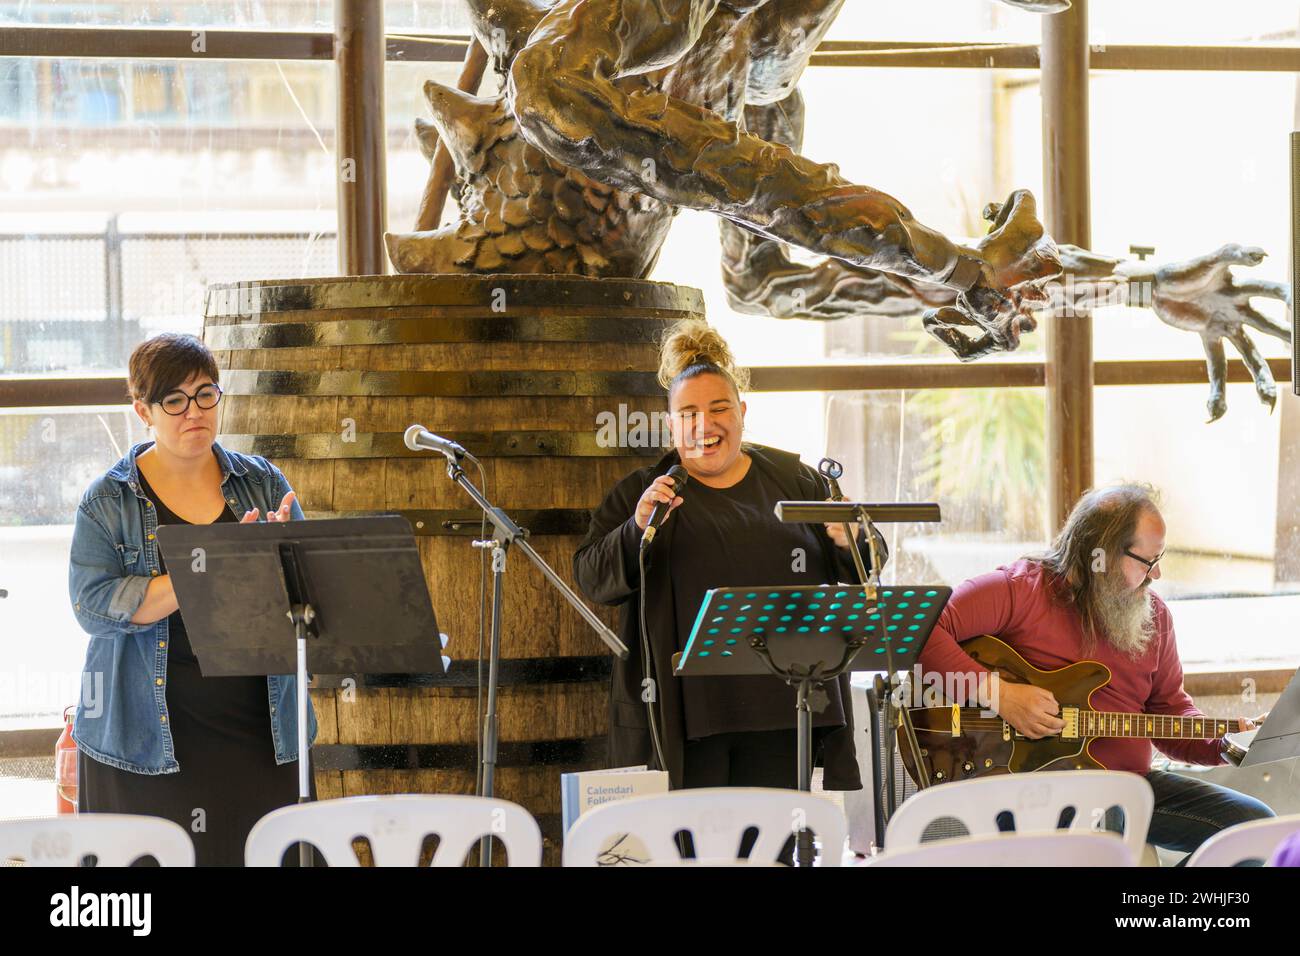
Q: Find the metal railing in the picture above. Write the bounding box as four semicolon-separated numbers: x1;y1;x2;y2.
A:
0;220;336;374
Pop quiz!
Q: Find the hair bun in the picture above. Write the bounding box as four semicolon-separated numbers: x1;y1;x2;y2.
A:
656;319;750;393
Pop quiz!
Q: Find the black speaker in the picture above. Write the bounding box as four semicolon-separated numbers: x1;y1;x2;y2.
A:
1292;130;1299;395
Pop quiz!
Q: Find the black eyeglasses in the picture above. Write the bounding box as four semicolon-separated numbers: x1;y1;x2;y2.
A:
1123;548;1164;573
155;383;223;416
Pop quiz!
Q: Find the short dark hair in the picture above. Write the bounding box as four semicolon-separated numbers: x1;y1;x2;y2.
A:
128;333;219;406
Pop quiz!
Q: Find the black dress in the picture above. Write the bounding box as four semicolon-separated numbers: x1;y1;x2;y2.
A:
77;472;309;866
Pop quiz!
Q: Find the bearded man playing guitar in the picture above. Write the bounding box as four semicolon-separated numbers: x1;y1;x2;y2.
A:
915;484;1274;859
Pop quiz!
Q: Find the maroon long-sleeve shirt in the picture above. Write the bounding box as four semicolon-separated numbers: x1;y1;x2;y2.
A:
917;559;1224;774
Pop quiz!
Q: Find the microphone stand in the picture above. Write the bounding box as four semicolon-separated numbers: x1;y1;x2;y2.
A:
435;448;629;867
816;460;929;826
844;506;930;814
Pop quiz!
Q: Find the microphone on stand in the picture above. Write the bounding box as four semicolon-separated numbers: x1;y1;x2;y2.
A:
404;424;468;461
641;465;688;549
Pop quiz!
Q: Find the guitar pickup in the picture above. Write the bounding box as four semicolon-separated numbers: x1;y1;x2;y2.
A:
1061;706;1080;740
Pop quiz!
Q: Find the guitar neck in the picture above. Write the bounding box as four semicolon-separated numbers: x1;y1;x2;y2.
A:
1078;711;1240;740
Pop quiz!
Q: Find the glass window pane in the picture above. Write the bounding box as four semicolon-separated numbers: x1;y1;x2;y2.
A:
0;407;148;726
0;56;339;374
823;0;1044;44
384;1;474;32
737;387;1050;586
1095;383;1299;668
1089;71;1292;363
1091;0;1300;46
0;2;331;28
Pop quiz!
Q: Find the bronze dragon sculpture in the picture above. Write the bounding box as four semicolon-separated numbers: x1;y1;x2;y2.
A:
386;0;1291;421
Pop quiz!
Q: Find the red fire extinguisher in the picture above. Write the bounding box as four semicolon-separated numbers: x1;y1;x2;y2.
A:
55;705;78;814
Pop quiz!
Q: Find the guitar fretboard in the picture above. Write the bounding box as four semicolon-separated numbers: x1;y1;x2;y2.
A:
1078;711;1234;740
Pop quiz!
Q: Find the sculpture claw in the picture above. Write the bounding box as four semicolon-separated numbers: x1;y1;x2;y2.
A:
977;189;1062;291
924;190;1061;358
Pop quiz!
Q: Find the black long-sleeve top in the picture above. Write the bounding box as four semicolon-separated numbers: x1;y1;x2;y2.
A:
572;443;887;790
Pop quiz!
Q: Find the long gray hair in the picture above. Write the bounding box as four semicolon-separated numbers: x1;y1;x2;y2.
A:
1025;483;1161;649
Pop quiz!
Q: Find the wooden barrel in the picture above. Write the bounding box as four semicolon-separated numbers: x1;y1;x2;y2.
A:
202;274;704;864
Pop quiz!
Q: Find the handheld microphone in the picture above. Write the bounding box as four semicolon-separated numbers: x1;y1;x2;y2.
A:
641;465;688;548
404;424;467;460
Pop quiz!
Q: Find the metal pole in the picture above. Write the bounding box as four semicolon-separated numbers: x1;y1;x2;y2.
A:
104;214;124;365
479;544;505;867
334;0;387;275
1041;0;1094;533
795;680;814;867
295;611;312;868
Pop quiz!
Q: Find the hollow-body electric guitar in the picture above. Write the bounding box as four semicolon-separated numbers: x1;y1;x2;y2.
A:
897;634;1243;787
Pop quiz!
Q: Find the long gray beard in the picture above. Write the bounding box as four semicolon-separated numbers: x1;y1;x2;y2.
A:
1093;577;1156;658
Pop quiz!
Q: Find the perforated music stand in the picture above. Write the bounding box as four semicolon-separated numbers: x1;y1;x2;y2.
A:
158;515;445;867
674;584;951;865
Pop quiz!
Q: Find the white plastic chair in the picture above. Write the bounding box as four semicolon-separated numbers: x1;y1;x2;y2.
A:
1186;813;1300;867
863;830;1135;867
562;787;847;867
885;770;1153;863
0;814;195;867
244;794;542;867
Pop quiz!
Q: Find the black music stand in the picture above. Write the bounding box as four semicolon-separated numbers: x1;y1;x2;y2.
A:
675;498;946;865
775;500;947;822
158;515;444;867
674;584;950;865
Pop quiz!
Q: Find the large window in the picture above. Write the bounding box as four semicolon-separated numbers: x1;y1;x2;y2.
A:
0;52;340;747
2;3;1298;750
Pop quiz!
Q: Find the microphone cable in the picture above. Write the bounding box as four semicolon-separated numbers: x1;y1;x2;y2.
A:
637;542;669;775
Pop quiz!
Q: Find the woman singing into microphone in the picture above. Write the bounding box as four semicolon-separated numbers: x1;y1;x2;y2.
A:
68;333;316;865
574;320;884;797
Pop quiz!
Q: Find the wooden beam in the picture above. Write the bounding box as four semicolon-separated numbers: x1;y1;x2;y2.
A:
0;376;131;408
749;361;1044;392
0;727;62;759
4;27;1293;73
0;26;466;62
1042;1;1095;533
334;1;388;277
3;359;1293;409
809;41;1300;72
1183;668;1296;697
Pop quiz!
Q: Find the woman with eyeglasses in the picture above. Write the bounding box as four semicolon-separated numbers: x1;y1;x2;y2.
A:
68;333;316;866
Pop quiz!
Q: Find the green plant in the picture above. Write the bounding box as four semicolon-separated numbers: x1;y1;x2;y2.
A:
912;385;1046;538
889;183;1047;538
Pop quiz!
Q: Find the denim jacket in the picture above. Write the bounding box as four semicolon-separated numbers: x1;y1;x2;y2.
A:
68;440;318;774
